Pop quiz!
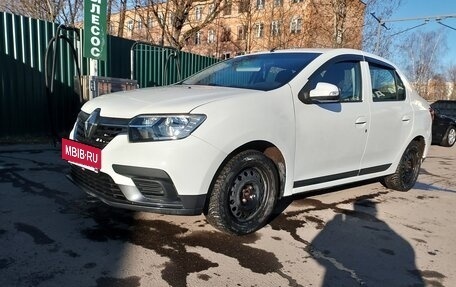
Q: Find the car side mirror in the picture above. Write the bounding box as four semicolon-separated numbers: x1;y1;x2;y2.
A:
309;82;340;102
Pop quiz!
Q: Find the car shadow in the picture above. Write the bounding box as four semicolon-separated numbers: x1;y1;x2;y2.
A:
309;200;425;286
413;181;455;193
270;178;383;220
268;180;433;286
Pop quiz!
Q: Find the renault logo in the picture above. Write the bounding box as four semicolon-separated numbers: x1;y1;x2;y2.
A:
84;108;100;138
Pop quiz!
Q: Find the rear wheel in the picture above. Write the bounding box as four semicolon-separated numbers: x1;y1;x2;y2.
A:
441;126;456;147
206;150;279;235
381;141;424;191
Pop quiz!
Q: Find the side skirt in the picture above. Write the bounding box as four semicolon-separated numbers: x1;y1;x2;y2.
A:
293;164;391;188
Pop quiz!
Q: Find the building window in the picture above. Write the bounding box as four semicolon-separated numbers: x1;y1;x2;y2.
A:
221;27;231;42
224;0;232;15
208;29;216;43
221;52;231;60
290;17;302;33
195;6;203;21
194;31;202;45
127;20;133;31
254;23;264;38
137;19;143;30
271;20;281;36
239;0;249;13
256;0;265;10
237;25;246;40
147;17;153;28
274;0;282;6
292;0;303;3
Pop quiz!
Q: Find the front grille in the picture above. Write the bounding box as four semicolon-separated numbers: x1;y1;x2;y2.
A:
74;111;128;149
70;165;127;201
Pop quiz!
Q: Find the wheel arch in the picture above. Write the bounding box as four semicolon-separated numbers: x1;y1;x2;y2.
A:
410;135;426;161
412;135;426;152
382;137;425;191
203;140;286;215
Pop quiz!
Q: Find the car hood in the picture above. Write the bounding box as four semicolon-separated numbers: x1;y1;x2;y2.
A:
81;85;261;118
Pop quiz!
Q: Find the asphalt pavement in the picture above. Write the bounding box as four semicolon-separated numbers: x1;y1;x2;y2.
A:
0;144;455;287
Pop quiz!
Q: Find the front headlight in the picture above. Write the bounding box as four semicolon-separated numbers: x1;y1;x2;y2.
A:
128;114;206;142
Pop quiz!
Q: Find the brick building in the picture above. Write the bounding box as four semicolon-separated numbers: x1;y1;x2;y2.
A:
109;0;365;58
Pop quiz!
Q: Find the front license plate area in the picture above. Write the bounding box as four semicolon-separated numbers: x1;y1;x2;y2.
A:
61;138;102;172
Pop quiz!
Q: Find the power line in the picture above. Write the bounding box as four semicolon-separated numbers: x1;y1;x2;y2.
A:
382;14;456;24
437;21;456;31
389;22;428;38
372;13;456;54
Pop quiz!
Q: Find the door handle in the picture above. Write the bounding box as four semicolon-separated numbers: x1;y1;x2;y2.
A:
355;117;368;125
402;115;411;122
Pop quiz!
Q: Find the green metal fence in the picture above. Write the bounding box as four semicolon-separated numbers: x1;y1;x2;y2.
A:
130;43;218;87
0;12;218;139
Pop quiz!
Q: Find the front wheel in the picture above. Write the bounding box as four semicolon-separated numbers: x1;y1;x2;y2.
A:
441;126;456;147
206;150;279;235
381;141;424;191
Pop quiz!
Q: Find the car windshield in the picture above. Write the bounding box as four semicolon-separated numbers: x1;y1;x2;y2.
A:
181;52;321;91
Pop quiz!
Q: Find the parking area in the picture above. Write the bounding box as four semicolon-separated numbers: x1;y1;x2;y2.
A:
0;144;455;287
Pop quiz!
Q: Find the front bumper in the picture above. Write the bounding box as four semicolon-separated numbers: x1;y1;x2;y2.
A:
68;111;227;215
68;164;206;215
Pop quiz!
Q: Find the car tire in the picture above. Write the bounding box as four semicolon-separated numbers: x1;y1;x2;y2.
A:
381;140;424;192
441;126;456;147
206;150;279;235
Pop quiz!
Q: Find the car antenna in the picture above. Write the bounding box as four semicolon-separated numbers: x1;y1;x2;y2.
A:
270;47;277;52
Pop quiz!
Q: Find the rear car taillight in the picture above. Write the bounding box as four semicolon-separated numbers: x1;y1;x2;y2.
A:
429;107;435;121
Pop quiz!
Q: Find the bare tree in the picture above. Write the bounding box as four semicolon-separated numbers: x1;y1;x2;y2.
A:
106;0;114;33
399;30;448;100
447;65;456;100
214;0;358;51
429;74;449;101
301;0;365;49
181;0;366;56
362;0;402;56
0;0;61;22
261;0;308;51
0;0;86;25
116;0;129;37
222;0;266;54
59;0;83;26
127;0;225;50
332;0;347;48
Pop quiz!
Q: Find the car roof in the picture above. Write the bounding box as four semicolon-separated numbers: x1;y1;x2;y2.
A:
244;48;396;69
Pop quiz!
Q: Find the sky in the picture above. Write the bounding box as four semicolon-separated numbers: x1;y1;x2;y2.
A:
384;0;456;69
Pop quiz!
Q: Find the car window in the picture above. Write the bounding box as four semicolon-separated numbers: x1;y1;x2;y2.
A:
181;52;320;91
306;61;362;102
369;64;406;102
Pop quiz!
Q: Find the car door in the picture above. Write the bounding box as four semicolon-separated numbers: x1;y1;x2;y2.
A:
293;56;370;191
359;60;413;171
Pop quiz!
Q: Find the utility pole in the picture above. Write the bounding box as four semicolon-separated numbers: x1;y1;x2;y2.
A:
371;13;456;54
371;13;389;54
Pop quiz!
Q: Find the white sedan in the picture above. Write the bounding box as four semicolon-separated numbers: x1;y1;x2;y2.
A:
64;48;432;235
